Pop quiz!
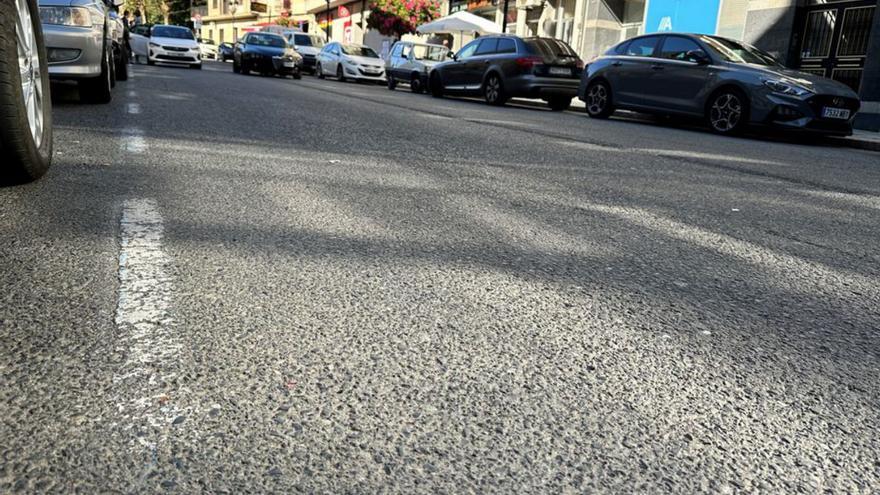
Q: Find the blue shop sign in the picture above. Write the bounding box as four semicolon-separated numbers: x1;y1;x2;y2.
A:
644;0;722;35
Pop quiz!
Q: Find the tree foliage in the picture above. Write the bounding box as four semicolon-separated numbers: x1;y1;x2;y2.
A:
366;0;441;38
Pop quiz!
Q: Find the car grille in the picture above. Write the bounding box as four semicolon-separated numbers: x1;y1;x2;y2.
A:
156;54;196;62
163;46;189;52
806;95;860;117
359;66;382;76
303;54;316;60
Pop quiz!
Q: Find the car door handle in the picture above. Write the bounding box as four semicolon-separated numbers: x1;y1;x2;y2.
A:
612;61;623;67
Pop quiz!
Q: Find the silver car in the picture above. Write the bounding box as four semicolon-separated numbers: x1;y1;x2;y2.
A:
38;0;120;103
580;33;861;136
385;41;450;94
316;42;385;83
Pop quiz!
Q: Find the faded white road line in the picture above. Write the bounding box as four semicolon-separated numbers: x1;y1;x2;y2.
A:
113;199;187;460
120;128;146;153
127;102;141;114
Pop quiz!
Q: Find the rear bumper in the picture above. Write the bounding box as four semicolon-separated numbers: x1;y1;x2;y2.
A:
505;75;580;99
42;24;104;79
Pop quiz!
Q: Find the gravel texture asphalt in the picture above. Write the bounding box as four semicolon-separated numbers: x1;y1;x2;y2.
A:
1;60;879;493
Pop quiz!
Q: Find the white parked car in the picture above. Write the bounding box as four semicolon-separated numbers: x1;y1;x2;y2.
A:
198;37;218;60
284;31;324;75
131;24;201;69
316;42;385;83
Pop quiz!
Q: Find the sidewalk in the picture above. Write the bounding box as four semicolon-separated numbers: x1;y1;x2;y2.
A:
511;97;880;153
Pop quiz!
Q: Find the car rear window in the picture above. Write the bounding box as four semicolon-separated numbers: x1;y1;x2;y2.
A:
524;38;577;58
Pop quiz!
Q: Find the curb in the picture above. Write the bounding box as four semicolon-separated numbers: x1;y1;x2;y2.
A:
509;98;880;153
823;135;880;152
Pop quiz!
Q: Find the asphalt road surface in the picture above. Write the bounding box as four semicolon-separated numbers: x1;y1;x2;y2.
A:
2;60;879;493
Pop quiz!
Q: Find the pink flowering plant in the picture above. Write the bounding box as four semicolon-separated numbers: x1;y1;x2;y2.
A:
366;0;441;38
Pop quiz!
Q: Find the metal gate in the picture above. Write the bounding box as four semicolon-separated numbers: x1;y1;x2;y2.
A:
796;0;876;93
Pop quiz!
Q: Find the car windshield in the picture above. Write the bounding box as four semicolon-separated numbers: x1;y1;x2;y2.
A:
700;36;780;66
342;45;378;58
152;26;195;40
248;34;287;48
412;45;448;61
294;34;325;48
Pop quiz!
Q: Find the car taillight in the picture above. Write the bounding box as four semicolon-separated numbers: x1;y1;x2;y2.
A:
515;56;544;70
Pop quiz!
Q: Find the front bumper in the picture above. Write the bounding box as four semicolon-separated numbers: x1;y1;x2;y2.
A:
506;75;580;99
301;55;317;70
149;45;200;64
42;24;104;78
752;91;860;136
343;64;385;82
245;55;301;75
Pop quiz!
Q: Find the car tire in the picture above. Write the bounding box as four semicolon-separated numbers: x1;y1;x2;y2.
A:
548;96;571;111
706;88;749;135
232;59;240;73
336;65;345;82
584;80;614;119
241;61;250;75
0;0;53;183
79;42;113;104
191;63;201;70
317;63;324;79
115;43;129;81
147;56;155;66
387;74;396;90
429;72;443;98
293;72;301;80
483;73;507;106
410;74;423;94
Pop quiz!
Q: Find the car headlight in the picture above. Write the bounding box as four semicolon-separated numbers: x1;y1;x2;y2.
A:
763;79;813;97
149;42;161;48
39;6;91;27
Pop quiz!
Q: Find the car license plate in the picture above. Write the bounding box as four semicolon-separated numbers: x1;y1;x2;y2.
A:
549;67;571;76
822;107;850;120
283;61;295;68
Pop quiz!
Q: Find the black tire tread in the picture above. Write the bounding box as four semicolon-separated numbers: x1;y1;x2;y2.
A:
0;0;53;183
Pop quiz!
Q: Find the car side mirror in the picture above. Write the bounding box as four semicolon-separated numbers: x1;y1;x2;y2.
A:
688;49;710;65
450;52;457;61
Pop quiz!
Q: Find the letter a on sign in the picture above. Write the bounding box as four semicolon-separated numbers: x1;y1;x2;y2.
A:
658;16;673;31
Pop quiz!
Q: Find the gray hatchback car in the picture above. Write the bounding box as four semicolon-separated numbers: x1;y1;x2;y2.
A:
579;33;861;136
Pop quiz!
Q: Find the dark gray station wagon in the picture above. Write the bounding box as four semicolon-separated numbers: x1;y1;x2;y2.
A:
429;35;582;111
579;33;861;136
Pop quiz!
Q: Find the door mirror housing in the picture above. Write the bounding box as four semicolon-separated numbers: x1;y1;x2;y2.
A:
688;49;710;65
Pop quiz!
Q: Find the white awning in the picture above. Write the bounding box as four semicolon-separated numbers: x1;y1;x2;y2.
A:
416;11;502;35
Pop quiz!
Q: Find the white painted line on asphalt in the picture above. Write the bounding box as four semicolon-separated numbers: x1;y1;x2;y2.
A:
120;128;147;153
127;103;141;114
127;90;137;98
113;199;187;456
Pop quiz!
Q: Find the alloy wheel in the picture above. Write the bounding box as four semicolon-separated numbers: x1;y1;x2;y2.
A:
485;75;500;103
587;84;607;116
710;93;742;133
14;0;43;148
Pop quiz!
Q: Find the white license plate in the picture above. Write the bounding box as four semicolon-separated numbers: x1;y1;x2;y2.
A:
822;107;850;120
549;67;571;76
283;61;295;68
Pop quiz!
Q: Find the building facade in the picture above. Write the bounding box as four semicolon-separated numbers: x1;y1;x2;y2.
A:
200;0;313;44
